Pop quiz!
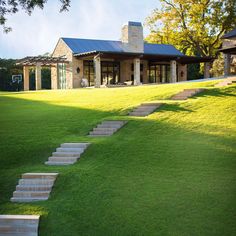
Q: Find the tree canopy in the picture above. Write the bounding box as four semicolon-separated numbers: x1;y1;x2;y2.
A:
145;0;236;57
0;0;70;32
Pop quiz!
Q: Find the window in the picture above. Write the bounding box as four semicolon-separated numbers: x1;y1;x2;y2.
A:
83;61;94;86
148;64;171;83
101;61;120;85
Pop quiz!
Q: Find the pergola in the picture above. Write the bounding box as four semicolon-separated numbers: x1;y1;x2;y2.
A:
16;56;69;90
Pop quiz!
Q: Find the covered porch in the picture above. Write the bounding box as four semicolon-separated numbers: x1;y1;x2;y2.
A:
74;51;213;88
219;46;236;76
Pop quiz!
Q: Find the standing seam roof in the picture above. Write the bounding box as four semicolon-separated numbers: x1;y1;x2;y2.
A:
62;38;184;56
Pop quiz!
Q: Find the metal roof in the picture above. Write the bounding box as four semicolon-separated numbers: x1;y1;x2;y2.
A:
62;38;184;57
222;28;236;39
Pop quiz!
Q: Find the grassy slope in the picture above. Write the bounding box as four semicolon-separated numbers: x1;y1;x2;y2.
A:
0;81;235;236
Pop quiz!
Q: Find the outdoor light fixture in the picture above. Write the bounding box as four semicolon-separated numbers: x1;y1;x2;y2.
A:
76;67;80;74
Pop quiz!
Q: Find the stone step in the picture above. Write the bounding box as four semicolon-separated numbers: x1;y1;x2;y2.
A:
60;143;90;148
93;127;117;132
22;173;58;180
13;191;50;198
16;185;52;192
141;102;162;106
89;130;114;135
19;179;55;186
45;161;76;166
101;120;126;124
133;107;156;113
129;112;149;117
48;156;78;162
52;152;81;157
0;215;39;236
0;215;39;225
10;197;49;203
97;124;122;128
88;134;113;137
56;147;84;153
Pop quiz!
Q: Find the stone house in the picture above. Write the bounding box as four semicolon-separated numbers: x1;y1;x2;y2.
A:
21;21;211;90
219;28;236;76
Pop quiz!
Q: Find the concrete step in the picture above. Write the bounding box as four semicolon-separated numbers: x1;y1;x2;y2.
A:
129;112;149;116
48;156;78;162
10;197;48;203
45;161;76;165
56;147;84;153
19;179;55;186
134;107;157;112
141;102;162;106
0;215;39;236
60;143;90;148
101;120;126;124
13;191;50;198
88;134;112;137
89;130;114;135
97;124;122;128
93;127;117;132
22;173;58;180
52;152;81;157
16;185;52;192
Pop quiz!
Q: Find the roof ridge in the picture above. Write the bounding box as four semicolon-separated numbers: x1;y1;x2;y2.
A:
62;37;121;43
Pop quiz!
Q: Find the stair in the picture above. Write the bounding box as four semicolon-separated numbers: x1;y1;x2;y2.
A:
171;88;204;100
10;173;58;202
88;121;127;137
0;215;40;236
215;77;236;87
45;143;90;165
129;103;163;117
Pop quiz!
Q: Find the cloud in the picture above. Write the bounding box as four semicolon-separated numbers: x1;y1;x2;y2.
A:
0;0;159;59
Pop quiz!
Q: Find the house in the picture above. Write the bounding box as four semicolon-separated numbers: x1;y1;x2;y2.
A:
19;21;212;90
219;28;236;76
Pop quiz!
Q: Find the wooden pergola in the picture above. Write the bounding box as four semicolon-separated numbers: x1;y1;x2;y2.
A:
16;56;69;91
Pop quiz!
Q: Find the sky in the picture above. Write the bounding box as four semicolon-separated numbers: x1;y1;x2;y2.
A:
0;0;160;59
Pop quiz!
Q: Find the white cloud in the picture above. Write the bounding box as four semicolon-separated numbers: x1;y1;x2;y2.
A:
0;0;159;59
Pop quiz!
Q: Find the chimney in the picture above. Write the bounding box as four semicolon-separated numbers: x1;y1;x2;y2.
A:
121;21;144;53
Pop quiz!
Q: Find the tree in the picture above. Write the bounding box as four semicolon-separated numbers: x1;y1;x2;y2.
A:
0;0;70;32
145;0;236;57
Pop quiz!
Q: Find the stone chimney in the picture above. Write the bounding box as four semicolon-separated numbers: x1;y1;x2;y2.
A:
121;21;144;53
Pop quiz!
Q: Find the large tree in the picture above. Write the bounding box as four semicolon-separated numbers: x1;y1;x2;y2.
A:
145;0;236;57
0;0;70;32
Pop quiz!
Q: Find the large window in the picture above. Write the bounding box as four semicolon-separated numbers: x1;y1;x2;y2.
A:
101;61;120;85
148;64;171;83
83;61;94;86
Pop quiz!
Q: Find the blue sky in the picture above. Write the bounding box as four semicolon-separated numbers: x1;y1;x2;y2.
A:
0;0;160;59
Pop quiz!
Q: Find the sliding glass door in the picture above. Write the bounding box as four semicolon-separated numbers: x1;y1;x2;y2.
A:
148;64;171;83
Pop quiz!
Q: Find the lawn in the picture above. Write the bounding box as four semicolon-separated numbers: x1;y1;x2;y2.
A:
0;80;236;236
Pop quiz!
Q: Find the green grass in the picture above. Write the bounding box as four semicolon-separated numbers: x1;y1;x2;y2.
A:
0;80;236;236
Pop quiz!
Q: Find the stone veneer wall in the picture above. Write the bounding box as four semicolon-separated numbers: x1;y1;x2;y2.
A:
51;39;73;89
121;24;144;53
178;64;187;82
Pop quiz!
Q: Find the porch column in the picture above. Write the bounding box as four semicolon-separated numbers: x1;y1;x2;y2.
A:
204;62;210;78
51;64;58;89
170;60;177;83
224;53;231;77
35;63;42;90
94;55;101;88
23;66;30;91
133;58;141;85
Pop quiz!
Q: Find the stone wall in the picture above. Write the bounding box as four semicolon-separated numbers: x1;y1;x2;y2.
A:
121;22;144;53
51;38;73;89
178;64;187;81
